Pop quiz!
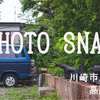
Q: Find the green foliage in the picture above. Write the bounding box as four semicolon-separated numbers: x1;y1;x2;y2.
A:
48;67;64;76
20;0;100;74
42;84;48;87
2;85;61;100
0;0;3;4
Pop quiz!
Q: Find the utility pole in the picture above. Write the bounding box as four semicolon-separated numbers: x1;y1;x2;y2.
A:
14;6;16;22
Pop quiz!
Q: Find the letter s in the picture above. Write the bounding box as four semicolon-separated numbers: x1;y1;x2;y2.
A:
64;32;75;54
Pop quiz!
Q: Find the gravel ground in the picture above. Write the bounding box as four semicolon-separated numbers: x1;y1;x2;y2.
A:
0;83;6;98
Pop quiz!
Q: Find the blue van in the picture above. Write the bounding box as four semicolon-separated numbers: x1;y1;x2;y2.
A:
0;45;35;87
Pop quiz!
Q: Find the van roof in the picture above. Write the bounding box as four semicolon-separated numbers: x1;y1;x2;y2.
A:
2;45;26;47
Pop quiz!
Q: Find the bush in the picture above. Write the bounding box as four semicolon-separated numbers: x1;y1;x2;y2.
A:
47;67;64;76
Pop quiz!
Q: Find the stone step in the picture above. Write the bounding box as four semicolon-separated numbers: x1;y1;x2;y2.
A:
38;87;56;96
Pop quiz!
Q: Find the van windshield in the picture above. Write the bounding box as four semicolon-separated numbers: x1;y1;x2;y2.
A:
0;48;18;58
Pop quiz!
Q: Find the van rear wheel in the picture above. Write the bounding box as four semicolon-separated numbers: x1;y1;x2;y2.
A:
3;74;18;87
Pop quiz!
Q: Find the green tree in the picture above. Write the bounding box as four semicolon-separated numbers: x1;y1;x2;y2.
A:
0;0;3;4
20;0;100;74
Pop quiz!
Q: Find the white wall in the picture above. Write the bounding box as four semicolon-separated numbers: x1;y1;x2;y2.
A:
0;25;24;44
11;32;20;44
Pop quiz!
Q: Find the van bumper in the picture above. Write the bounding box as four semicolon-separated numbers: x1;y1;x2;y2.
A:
26;74;33;79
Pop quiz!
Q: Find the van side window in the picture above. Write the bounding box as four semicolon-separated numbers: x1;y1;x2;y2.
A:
0;48;18;58
22;49;26;57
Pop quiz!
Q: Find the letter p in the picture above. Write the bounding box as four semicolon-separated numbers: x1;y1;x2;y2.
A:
0;32;10;54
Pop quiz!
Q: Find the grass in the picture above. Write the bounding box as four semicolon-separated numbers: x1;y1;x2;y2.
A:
0;84;61;100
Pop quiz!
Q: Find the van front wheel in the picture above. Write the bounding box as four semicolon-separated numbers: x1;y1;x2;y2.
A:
3;74;18;87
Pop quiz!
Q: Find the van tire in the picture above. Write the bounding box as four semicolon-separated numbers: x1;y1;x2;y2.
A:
3;74;18;87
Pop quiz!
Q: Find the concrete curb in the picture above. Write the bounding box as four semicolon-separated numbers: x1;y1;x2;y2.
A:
43;73;100;99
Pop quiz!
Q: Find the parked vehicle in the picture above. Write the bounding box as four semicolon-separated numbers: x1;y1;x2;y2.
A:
0;45;36;87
